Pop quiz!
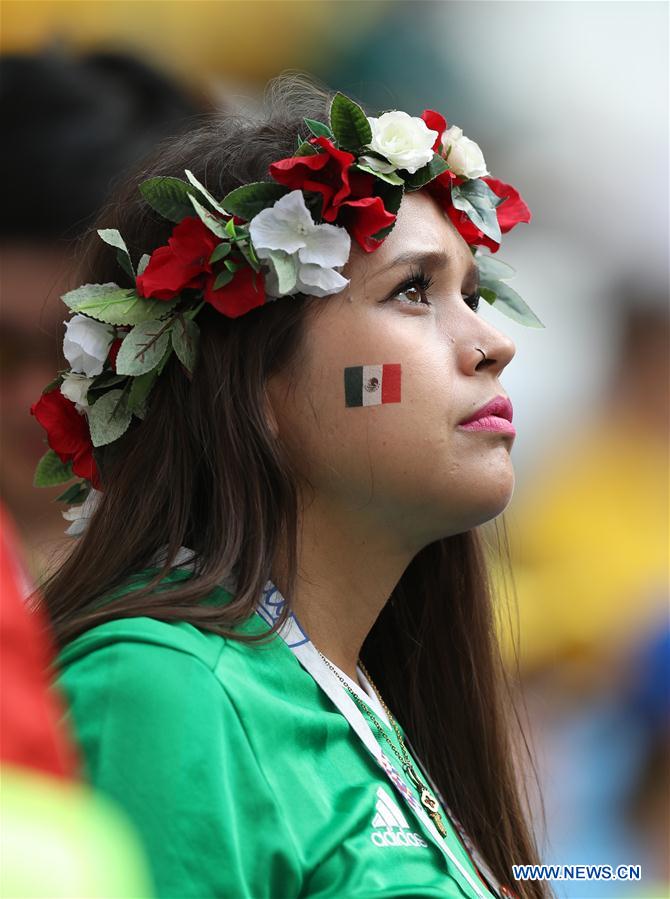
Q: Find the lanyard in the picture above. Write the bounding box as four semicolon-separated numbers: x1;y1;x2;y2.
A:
155;548;506;899
255;579;505;899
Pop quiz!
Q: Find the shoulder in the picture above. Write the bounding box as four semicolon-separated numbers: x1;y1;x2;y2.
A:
51;605;304;896
53;617;232;762
52;568;277;733
55;564;260;680
55;613;226;675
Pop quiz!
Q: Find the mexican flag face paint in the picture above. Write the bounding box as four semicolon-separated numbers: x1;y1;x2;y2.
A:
344;364;402;407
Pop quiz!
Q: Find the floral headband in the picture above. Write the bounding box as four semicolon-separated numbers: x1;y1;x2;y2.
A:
30;91;540;534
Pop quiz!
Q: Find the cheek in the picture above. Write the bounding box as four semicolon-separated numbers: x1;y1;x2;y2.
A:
277;320;460;500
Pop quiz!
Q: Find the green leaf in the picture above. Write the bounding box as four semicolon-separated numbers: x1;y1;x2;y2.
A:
329;92;372;150
480;280;545;328
374;182;404;217
87;389;133;447
171;317;199;374
62;282;179;326
475;253;516;282
41;375;64;394
183;300;205;321
368;183;404;242
127;368;159;418
137;253;151;276
451;180;502;243
155;342;173;377
209;242;232;264
115;320;171;376
139;176;198;222
262;250;298;296
33;449;73;487
184;169;227;216
212;269;234;290
353;163;404;186
188;194;228;239
56;482;90;504
221;182;289;220
236;239;260;270
294;140;319;157
87;373;128;394
224;218;237;238
304;118;334;140
97;229;135;280
403;153;450;190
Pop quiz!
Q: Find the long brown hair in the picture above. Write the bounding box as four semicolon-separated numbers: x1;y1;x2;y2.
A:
34;71;552;899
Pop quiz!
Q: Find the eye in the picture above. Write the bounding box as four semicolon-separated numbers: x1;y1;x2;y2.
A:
390;266;434;306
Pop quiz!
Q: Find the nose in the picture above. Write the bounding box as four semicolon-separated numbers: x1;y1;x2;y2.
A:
466;319;516;377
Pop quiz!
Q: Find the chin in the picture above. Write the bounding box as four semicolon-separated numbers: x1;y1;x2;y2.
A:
482;475;516;521
452;466;516;531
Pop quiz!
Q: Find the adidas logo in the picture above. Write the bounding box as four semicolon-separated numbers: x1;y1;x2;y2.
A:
370;786;428;848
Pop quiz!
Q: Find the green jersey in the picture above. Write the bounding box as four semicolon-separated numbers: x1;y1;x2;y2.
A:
53;566;501;899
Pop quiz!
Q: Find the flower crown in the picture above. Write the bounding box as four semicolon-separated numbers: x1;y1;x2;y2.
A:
30;91;540;535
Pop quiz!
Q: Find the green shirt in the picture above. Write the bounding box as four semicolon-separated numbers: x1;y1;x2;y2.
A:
54;568;497;899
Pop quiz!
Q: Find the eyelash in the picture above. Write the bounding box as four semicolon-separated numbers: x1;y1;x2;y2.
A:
391;265;481;313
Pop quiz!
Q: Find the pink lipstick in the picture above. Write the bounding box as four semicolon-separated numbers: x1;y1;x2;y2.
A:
458;395;516;436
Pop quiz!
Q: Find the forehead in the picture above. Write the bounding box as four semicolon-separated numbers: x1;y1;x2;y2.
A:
346;190;470;279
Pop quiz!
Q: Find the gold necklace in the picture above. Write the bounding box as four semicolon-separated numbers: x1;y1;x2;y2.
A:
317;650;448;838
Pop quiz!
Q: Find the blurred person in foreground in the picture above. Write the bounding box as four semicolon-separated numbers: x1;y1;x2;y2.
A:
0;46;210;581
0;500;155;896
494;294;669;896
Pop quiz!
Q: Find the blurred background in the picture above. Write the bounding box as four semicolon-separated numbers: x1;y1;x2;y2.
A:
1;2;667;897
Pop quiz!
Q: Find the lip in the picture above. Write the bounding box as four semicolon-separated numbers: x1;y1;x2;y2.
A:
457;395;515;436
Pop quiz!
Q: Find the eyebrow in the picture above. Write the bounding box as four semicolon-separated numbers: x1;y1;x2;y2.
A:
370;249;479;287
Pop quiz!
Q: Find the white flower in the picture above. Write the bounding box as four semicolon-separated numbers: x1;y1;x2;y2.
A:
248;190;351;298
364;110;438;175
440;125;488;179
63;314;114;377
62;488;103;537
60;372;94;411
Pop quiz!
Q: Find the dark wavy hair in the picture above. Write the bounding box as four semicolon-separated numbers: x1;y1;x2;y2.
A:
33;71;552;899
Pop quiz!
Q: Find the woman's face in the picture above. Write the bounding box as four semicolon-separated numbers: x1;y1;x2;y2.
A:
266;189;517;551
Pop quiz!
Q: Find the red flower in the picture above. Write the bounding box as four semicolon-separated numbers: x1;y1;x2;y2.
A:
420;109;447;152
269;136;396;253
107;337;122;373
419;108;532;252
334;197;398;253
136;216;269;316
444;177;531;252
30;389;101;490
136;216;217;300
203;263;266;318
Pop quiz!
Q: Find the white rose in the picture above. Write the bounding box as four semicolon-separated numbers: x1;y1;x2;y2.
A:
440;125;489;179
63;314;114;377
364;111;438;175
60;372;94;411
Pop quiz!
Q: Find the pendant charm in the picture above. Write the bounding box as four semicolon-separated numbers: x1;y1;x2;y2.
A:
403;763;448;837
421;789;448;837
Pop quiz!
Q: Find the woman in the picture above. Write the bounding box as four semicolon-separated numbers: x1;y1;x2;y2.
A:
32;74;550;898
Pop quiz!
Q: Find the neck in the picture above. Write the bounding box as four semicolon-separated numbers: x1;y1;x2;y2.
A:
271;492;420;684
